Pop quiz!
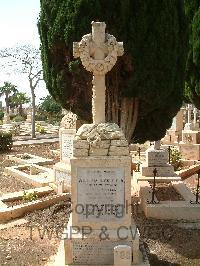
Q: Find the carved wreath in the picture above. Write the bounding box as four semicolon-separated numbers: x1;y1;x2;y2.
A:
74;33;123;75
60;112;77;129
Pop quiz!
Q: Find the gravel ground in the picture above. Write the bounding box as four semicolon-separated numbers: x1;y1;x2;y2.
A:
0;143;59;195
0;200;71;266
133;206;200;266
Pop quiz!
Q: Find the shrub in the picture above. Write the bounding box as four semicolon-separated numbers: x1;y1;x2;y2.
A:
36;124;47;134
11;125;20;136
170;146;182;171
35;113;47;121
12;115;25;122
0;110;4;120
0;131;13;152
22;191;38;202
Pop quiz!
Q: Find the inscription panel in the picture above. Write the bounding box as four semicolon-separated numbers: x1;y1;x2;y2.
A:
77;167;125;221
61;133;74;161
72;240;132;265
147;150;168;167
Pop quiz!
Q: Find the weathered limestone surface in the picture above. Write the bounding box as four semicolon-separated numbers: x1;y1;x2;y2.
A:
73;123;129;157
114;245;132;266
63;21;146;266
54;111;77;190
141;141;176;177
73;21;124;124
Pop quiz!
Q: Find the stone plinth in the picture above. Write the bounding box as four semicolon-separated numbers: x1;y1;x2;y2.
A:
64;215;140;266
182;130;200;145
3;114;10;124
142;165;176;177
54;162;71;192
54;112;77;192
141;146;176;177
114;245;132;266
26;114;32;123
64;122;143;265
179;143;200;161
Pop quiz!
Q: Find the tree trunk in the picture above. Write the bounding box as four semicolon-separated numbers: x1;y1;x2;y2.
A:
19;104;23;116
5;94;9;115
31;87;36;139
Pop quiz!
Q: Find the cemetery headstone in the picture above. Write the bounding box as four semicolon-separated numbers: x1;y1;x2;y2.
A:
63;21;142;266
3;113;10;124
53;111;77;192
141;140;176;177
163;108;184;144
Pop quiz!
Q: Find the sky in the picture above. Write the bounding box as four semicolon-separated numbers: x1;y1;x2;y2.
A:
0;0;48;105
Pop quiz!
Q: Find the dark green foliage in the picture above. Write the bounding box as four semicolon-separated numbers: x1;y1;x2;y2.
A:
38;95;63;124
39;95;62;115
184;0;200;108
12;115;25;122
0;110;4;120
0;131;13;152
38;0;188;143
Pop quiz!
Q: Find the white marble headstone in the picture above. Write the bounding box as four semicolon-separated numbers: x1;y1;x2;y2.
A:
61;133;74;161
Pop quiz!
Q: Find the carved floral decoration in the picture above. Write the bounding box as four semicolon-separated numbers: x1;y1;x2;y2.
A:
73;33;124;75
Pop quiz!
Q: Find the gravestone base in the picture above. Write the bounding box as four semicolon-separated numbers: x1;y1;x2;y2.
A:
167;129;181;143
26;114;32;123
141;165;176;177
54;162;71;192
64;215;142;266
182;130;200;144
179;143;200;161
142;146;176;177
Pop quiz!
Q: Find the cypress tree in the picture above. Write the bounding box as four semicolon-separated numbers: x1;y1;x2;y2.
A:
184;0;200;108
38;0;188;143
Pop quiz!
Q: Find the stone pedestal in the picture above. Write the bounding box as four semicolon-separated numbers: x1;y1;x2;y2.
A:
64;215;140;265
182;130;200;145
179;143;200;161
54;113;77;192
179;130;200;160
141;145;176;177
26;114;32;123
114;245;132;266
64;123;144;265
162;108;184;144
3;114;10;124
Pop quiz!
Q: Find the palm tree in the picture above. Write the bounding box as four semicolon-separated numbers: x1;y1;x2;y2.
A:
9;92;31;115
0;82;18;115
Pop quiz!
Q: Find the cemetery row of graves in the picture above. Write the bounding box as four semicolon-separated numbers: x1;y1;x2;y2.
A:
0;22;200;266
0;103;200;265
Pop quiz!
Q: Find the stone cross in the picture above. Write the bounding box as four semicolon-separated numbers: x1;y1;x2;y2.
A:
193;107;197;127
154;140;161;150
73;21;124;124
186;104;192;124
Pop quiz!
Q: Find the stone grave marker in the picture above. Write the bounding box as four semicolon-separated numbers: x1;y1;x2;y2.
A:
63;21;144;266
54;111;77;191
142;140;176;177
114;245;132;266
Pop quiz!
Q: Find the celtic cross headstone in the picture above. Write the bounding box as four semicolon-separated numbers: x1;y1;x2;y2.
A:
73;21;124;124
